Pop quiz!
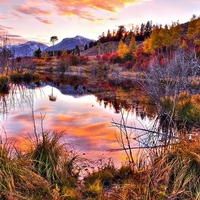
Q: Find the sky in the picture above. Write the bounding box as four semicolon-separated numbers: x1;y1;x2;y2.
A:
0;0;199;46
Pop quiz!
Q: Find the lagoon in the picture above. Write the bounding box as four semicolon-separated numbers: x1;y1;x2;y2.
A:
0;83;155;167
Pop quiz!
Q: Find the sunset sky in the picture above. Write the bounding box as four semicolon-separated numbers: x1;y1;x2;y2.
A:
0;0;199;45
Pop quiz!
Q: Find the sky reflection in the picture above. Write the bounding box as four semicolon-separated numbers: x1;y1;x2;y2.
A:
0;85;152;167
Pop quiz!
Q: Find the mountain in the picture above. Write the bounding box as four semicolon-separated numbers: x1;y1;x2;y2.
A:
44;35;94;52
0;35;94;58
0;41;48;58
7;41;48;58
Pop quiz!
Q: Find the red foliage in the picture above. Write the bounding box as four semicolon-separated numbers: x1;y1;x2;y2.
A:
96;54;101;60
123;61;133;69
102;52;111;61
160;57;167;66
79;55;89;65
46;57;52;62
16;57;22;62
108;52;122;64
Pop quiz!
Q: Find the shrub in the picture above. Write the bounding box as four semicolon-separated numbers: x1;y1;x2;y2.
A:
84;160;116;187
32;73;40;83
10;72;23;84
109;52;123;64
23;72;33;84
123;52;133;61
115;165;135;182
102;52;111;61
16;56;22;62
0;76;9;94
96;54;101;60
79;55;89;65
68;54;79;66
82;179;103;199
123;61;133;69
57;57;69;73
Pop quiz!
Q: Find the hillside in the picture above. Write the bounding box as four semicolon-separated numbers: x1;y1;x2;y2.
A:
81;41;118;56
81;41;143;56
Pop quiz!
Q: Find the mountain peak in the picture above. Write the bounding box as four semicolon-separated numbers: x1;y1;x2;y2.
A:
45;35;94;52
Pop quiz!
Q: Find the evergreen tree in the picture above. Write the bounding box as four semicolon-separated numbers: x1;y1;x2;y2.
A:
34;48;42;58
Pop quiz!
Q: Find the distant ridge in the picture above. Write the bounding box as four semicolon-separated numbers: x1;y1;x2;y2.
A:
1;41;48;58
44;35;94;52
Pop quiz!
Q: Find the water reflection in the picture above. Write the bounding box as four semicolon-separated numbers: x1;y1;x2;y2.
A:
0;83;155;167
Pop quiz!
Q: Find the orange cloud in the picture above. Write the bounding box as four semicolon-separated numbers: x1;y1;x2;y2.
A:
48;0;148;22
50;0;148;13
58;7;95;21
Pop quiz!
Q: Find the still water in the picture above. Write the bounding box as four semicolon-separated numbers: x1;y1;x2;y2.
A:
0;84;154;167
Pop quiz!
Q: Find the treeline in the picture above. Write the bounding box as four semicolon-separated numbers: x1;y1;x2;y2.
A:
89;20;153;48
115;15;200;67
89;15;200;56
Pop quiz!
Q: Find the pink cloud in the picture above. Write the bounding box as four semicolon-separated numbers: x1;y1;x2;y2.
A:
12;13;23;19
0;25;13;31
36;17;53;24
14;5;53;24
0;0;9;5
0;14;7;20
16;6;52;15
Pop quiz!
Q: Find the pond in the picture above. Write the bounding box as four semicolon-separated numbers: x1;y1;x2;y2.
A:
0;82;156;167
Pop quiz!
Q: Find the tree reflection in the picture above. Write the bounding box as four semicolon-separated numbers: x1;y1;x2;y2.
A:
0;83;40;119
49;86;57;102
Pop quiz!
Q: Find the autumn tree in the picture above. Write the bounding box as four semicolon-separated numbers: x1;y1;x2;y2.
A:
187;16;200;45
117;39;128;59
129;36;138;54
118;37;138;61
61;48;67;57
170;22;183;47
142;22;183;54
143;37;153;54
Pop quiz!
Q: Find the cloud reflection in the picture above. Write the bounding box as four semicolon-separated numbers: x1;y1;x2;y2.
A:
3;86;141;166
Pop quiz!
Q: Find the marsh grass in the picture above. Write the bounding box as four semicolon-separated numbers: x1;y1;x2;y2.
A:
0;115;199;199
26;130;83;198
82;179;104;199
146;137;200;199
29;130;65;183
0;138;52;199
